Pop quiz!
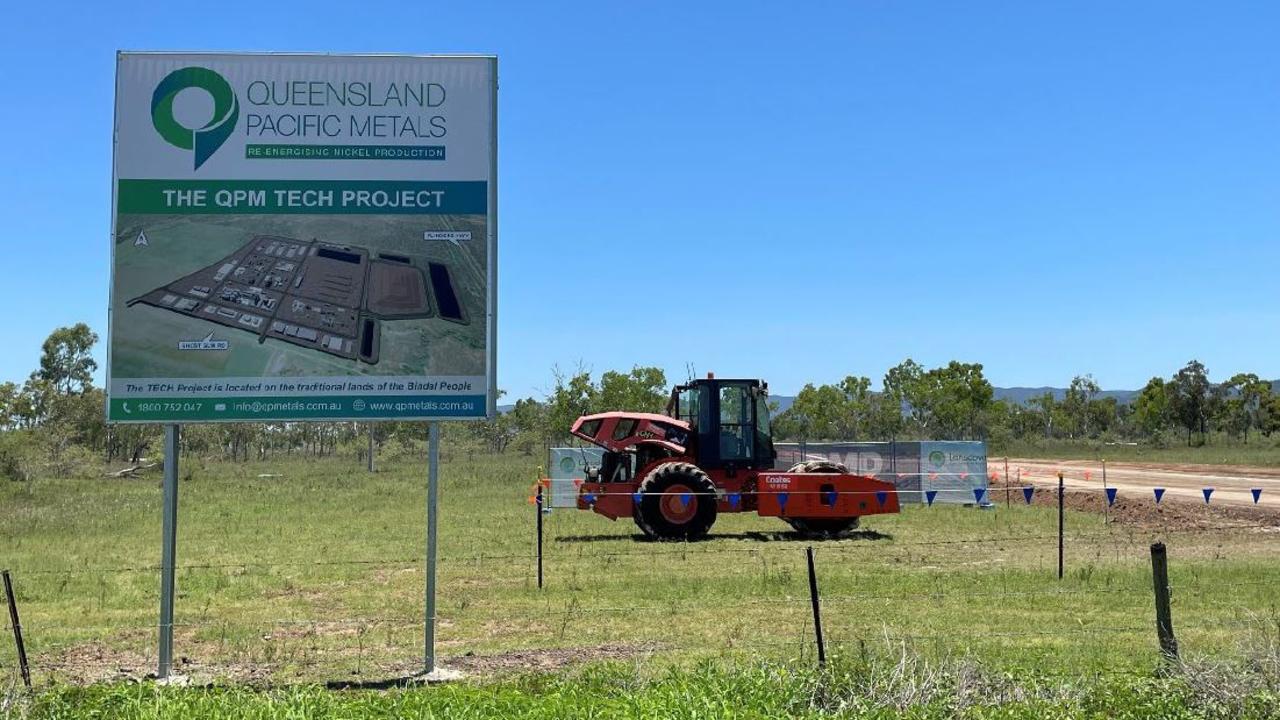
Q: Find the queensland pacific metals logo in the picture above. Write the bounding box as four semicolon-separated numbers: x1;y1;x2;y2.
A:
151;67;239;170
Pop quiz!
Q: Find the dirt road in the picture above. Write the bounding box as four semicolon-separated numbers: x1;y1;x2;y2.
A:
1004;458;1278;509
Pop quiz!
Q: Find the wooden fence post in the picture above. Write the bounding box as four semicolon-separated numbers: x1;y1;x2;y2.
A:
536;485;544;589
1057;472;1065;580
3;570;31;690
1150;542;1179;662
805;547;826;666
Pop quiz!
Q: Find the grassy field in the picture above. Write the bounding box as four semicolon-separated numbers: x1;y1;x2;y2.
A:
3;447;1280;716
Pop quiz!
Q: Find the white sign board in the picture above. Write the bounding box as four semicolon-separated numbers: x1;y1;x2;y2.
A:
108;53;496;422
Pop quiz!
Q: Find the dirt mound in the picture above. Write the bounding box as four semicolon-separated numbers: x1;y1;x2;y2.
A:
992;480;1280;530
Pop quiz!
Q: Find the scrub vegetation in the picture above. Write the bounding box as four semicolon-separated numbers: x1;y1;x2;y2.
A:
3;324;1280;717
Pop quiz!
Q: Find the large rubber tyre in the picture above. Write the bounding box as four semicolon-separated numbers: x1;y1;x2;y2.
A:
633;462;718;540
784;460;861;538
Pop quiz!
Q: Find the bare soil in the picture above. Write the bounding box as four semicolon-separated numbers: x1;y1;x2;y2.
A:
446;643;663;676
40;635;663;686
993;458;1280;530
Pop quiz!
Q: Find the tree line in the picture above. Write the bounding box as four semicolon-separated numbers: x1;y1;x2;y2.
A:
3;323;1276;480
772;360;1280;447
471;359;1280;453
0;324;437;480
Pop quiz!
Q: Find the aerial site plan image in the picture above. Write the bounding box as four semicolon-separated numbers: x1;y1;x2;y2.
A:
107;54;496;422
114;215;483;371
129;234;445;366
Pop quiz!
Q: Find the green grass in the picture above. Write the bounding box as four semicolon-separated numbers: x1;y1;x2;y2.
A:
11;660;1280;719
3;448;1280;714
995;436;1280;466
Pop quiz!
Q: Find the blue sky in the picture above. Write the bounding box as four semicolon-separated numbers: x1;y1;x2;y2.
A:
1;1;1277;399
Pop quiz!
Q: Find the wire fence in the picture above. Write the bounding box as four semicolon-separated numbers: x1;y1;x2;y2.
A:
6;519;1276;580
539;478;1274;506
4;559;1277;685
3;470;1279;688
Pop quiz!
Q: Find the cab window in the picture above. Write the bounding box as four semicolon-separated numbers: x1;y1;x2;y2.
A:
718;384;754;461
678;385;711;430
754;391;775;462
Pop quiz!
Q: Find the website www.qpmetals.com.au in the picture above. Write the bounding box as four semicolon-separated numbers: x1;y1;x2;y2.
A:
365;399;478;413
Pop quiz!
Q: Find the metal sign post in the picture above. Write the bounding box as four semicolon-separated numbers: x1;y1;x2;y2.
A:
424;422;441;674
158;424;180;679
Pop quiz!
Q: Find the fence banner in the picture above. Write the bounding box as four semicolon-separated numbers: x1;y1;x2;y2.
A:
548;447;604;508
919;441;989;505
775;440;988;504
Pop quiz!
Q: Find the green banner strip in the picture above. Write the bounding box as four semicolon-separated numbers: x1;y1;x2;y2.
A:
246;144;445;161
117;179;486;214
108;395;486;422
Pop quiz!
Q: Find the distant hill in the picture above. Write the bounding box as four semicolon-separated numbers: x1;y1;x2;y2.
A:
769;388;1140;412
500;382;1277;415
995;380;1279;406
501;390;1123;415
495;395;800;415
992;387;1139;406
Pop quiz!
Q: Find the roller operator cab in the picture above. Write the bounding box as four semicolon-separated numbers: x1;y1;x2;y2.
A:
565;376;901;540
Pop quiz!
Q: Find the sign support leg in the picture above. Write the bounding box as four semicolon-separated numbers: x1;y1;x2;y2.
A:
424;422;440;674
159;424;180;679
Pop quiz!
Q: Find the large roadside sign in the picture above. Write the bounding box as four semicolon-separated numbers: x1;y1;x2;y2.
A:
107;53;496;423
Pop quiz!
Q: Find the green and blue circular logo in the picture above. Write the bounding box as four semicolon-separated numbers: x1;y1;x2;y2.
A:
151;67;238;170
928;450;946;468
558;456;576;473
